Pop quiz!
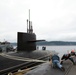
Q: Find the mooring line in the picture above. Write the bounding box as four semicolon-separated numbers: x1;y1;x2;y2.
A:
0;53;49;63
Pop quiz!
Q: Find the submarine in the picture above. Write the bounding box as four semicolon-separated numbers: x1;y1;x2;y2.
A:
0;10;57;75
5;10;76;75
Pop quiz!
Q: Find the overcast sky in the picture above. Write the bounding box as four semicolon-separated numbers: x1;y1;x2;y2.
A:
0;0;76;42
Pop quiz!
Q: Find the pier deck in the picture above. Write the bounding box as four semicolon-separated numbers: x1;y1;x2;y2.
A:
24;57;76;75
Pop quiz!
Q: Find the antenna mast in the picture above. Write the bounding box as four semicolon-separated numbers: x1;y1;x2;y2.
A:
27;9;33;33
29;9;31;33
27;19;28;33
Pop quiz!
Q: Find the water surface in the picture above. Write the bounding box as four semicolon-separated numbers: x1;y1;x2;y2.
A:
37;45;76;58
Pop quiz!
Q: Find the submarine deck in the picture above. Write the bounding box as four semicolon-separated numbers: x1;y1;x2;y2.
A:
0;50;57;74
24;57;76;75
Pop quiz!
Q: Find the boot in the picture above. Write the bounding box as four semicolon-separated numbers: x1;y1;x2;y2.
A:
60;61;63;64
61;67;65;71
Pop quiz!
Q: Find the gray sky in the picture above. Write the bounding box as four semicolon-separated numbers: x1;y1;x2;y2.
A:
0;0;76;42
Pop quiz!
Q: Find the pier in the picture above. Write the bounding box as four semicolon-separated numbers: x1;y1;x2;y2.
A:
24;57;76;75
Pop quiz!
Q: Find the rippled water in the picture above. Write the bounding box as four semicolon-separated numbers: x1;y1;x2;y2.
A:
37;45;76;58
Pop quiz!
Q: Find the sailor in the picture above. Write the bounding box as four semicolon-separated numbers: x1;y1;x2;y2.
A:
61;51;76;65
70;50;76;56
49;54;65;71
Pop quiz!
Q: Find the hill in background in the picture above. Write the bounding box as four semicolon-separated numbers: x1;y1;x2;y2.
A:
36;41;76;45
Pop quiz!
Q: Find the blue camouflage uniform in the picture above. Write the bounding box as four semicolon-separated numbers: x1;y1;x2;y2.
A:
51;54;62;69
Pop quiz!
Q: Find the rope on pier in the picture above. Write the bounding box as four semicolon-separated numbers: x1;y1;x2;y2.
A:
0;53;49;63
0;53;52;75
